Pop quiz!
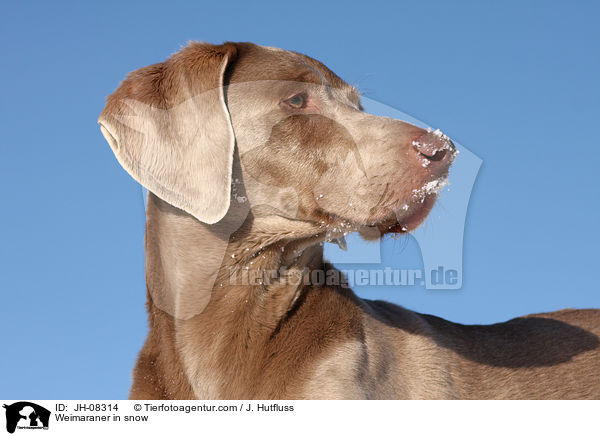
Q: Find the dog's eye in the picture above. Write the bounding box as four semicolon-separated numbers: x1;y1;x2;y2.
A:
284;93;307;109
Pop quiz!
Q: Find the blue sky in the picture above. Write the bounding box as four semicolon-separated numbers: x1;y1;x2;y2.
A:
1;1;599;399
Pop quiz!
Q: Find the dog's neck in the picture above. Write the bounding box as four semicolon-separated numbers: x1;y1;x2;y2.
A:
144;193;332;322
144;193;348;397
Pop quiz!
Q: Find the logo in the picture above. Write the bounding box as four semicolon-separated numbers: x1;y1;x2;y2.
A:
3;402;50;433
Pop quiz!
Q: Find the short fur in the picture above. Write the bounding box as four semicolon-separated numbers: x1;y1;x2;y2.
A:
100;42;600;399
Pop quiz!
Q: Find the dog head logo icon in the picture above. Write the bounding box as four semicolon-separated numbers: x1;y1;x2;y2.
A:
3;402;50;433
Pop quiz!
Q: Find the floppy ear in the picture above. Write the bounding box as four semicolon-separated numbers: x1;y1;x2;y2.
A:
98;42;238;224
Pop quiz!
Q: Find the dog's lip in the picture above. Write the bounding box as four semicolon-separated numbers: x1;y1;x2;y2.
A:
376;194;438;234
313;191;439;237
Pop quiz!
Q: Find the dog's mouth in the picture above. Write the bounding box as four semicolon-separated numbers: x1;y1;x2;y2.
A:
371;176;448;235
314;177;447;244
374;193;438;235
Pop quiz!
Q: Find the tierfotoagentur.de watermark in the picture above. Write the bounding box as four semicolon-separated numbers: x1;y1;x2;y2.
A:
128;81;481;319
228;265;460;289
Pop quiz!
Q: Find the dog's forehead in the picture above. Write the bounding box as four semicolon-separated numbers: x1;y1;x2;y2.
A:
229;43;360;105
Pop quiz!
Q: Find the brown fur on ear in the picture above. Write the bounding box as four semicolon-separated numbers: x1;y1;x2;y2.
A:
98;42;240;224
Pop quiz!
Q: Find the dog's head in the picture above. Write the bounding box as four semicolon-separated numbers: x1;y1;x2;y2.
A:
99;42;455;241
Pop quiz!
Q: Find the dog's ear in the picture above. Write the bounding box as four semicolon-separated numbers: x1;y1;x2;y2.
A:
98;42;238;224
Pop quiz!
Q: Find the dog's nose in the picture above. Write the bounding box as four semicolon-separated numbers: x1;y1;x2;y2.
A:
411;129;456;173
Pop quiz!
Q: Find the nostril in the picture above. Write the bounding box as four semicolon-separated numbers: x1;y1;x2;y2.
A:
412;129;455;165
420;149;448;162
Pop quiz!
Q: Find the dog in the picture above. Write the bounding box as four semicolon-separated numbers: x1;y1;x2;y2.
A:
99;42;600;399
